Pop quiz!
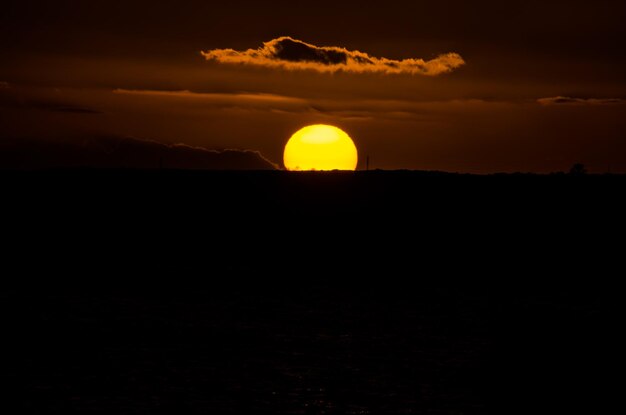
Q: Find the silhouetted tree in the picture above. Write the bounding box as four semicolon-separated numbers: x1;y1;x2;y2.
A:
569;163;587;175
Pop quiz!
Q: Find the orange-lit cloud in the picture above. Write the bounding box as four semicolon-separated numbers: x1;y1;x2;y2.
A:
112;89;309;114
113;89;306;104
111;89;511;121
201;36;465;76
537;96;625;105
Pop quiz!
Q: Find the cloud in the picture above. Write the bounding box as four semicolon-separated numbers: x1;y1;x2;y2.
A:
0;136;278;170
201;36;465;76
111;88;509;122
113;89;306;105
0;85;102;114
31;102;102;114
112;88;311;115
537;96;625;106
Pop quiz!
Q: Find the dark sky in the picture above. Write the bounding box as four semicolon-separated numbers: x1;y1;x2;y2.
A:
2;0;625;171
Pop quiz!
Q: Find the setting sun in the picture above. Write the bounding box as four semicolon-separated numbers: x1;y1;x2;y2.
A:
283;125;358;171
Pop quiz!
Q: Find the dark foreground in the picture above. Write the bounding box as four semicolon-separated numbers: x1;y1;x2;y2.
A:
1;170;624;414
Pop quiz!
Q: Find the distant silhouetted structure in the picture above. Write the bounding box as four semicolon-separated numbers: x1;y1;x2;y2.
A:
569;163;587;175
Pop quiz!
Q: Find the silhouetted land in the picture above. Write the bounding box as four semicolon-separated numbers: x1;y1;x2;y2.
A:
1;170;623;414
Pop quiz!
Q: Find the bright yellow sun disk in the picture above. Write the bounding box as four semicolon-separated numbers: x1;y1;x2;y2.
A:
284;125;358;171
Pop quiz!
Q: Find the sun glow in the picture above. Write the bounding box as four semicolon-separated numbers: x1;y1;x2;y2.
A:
283;125;358;171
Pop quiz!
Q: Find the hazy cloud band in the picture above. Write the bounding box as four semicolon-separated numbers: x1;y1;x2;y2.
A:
201;36;465;76
537;96;625;105
113;89;306;104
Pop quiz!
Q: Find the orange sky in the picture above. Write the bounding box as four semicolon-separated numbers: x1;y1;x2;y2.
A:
1;0;625;172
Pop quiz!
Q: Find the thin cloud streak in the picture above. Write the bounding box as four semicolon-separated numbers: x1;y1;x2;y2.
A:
113;89;306;103
537;96;625;106
112;89;516;121
201;36;465;76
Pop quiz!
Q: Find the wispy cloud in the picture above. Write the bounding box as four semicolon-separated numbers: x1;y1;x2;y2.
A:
537;96;625;106
112;89;309;114
201;36;465;76
113;89;306;104
112;89;510;122
0;84;102;114
32;103;102;114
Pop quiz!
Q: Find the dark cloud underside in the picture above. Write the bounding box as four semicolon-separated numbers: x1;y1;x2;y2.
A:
0;136;278;170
